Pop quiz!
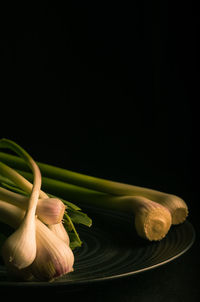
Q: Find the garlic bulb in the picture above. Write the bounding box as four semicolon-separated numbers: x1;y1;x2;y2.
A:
36;198;66;225
1;212;37;269
0;201;34;278
0;187;66;225
0;140;41;269
30;219;74;281
0;201;74;281
0;163;41;269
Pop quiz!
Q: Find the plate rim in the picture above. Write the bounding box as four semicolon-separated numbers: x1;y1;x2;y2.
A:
0;220;195;288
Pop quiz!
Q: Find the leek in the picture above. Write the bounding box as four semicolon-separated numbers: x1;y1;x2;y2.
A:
0;151;188;224
10;170;172;241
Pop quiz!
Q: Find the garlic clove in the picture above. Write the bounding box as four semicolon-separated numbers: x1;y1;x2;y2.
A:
1;214;37;269
0;202;73;281
48;222;70;245
0;188;66;226
0;140;41;270
30;219;74;281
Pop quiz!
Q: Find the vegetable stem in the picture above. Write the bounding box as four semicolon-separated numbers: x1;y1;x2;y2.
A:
14;171;172;240
0;139;41;214
0;151;188;224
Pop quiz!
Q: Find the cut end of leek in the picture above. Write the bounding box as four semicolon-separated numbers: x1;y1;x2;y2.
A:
134;201;172;241
172;207;189;225
160;194;188;225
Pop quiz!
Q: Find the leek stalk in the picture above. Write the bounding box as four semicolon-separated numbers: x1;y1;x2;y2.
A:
13;170;172;241
0;151;188;224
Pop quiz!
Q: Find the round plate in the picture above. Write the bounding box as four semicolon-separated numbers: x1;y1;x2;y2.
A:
0;207;195;287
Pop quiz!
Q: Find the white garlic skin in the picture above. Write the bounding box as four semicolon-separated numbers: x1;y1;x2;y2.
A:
37;198;66;225
48;222;70;245
1;214;37;270
30;219;74;281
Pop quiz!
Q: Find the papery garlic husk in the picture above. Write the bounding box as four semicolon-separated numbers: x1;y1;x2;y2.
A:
48;222;70;245
30;218;74;281
37;198;66;225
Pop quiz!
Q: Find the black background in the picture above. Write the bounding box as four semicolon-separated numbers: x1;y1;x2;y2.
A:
0;1;199;300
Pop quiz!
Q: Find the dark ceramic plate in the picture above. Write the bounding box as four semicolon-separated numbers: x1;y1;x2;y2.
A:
0;207;195;288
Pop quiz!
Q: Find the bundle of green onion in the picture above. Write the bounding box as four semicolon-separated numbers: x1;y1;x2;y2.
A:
0;138;189;281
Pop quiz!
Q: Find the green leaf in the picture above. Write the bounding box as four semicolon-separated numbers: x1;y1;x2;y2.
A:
68;232;82;250
67;208;92;227
64;213;82;247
